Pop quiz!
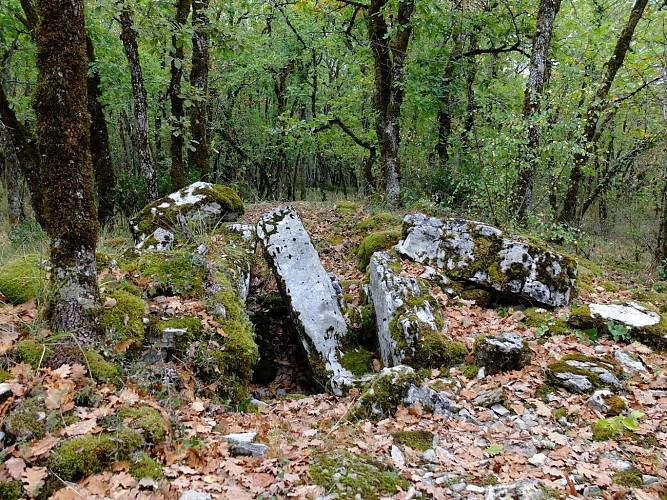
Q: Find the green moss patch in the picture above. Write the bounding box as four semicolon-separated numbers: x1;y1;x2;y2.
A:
84;349;122;385
0;481;23;500
392;430;434;451
460;288;493;307
133;250;206;297
129;452;163;480
612;469;643;487
3;394;71;442
100;289;145;355
355;212;401;231
14;339;53;368
357;230;401;271
116;405;166;443
546;354;621;394
310;451;408;499
0;254;47;305
341;348;373;376
48;428;145;481
353;368;425;420
335;201;359;213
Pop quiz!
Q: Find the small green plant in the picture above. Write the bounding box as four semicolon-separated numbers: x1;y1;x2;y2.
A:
592;410;645;441
607;321;632;343
485;443;503;456
574;328;600;344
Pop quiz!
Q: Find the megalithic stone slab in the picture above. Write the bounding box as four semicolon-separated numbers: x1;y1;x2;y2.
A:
256;206;354;395
396;214;577;307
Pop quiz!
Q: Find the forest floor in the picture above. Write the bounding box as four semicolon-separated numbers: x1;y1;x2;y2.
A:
1;202;666;499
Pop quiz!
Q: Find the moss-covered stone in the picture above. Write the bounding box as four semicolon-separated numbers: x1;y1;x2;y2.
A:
392;430;434;451
83;349;122;385
473;333;531;375
116;405;166;443
14;339;53;368
341;348;374;376
347;305;377;348
355;212;402;231
612;469;643;487
632;289;667;313
149;316;204;358
412;335;468;370
133;250;206;298
100;289;145;355
357;230;402;271
0;254;47;305
546;354;622;394
460;364;478;379
3;394;72;442
353;367;426;420
48;428;145;481
534;384;556;402
606;395;626;416
310;451;408;499
460;288;494;307
129;452;163;480
130;182;244;246
599;280;620;292
334;201;359;213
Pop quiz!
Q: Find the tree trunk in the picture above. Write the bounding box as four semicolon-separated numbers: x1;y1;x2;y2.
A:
118;0;159;203
558;0;648;224
1;126;23;223
189;0;211;180
168;0;192;191
86;35;116;225
367;0;414;208
34;0;100;341
513;0;562;222
0;83;45;226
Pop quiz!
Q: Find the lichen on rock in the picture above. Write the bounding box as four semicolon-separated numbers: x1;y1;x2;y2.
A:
546;354;622;394
130;181;244;249
396;214;577;307
368;251;466;369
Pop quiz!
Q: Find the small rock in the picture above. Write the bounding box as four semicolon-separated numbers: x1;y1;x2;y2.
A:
486;479;548;499
229;442;268;458
474;333;531;375
0;383;11;398
179;491;212;500
642;475;659;486
528;453;547;466
583;486;602;497
466;484;486;493
221;432;257;443
391;445;405;466
451;482;466;492
422;449;438;464
614;350;646;372
474;388;504;407
491;404;510;417
546;355;622;394
600;452;633;471
587;389;613;414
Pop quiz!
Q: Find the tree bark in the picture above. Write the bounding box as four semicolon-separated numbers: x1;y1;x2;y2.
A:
168;0;192;190
0;83;45;226
1;126;23;223
34;0;100;341
557;0;648;224
86;35;116;225
118;0;159;203
367;0;414;208
513;0;562;222
189;0;211;180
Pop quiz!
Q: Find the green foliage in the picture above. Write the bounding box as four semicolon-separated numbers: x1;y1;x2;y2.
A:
607;320;632;343
591;410;645;441
485;443;503;456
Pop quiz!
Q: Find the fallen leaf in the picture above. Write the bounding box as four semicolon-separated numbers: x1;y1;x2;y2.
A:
61;418;100;437
27;433;60;459
103;297;118;308
45;388;70;410
5;457;26;480
22;466;48;496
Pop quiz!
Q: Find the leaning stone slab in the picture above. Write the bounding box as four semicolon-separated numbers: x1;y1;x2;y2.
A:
256;206;354;395
546;354;622;394
130;181;244;249
569;302;667;351
474;333;531;375
368;251;466;369
207;223;257;302
396;214;577;307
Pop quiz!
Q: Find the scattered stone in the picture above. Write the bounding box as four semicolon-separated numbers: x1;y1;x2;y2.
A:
221;432;257;444
546;354;622;394
600;452;633;471
390;445;405;466
485;479;548;499
614;350;646;372
474;388;504;408
422;449;438;464
229;441;269;458
587;390;626;416
368;250;466;369
131;182;244;249
474;333;531;375
491;404;510;417
642;475;659;486
527;453;547;466
257;207;355;395
583;485;603;497
569;302;667;351
179;491;212;500
466;484;486;493
396;214;577;307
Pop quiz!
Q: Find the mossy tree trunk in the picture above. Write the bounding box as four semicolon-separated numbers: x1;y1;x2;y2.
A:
366;0;414;208
168;0;192;191
1;126;24;223
118;0;159;203
34;0;101;341
86;35;116;225
189;0;211;181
